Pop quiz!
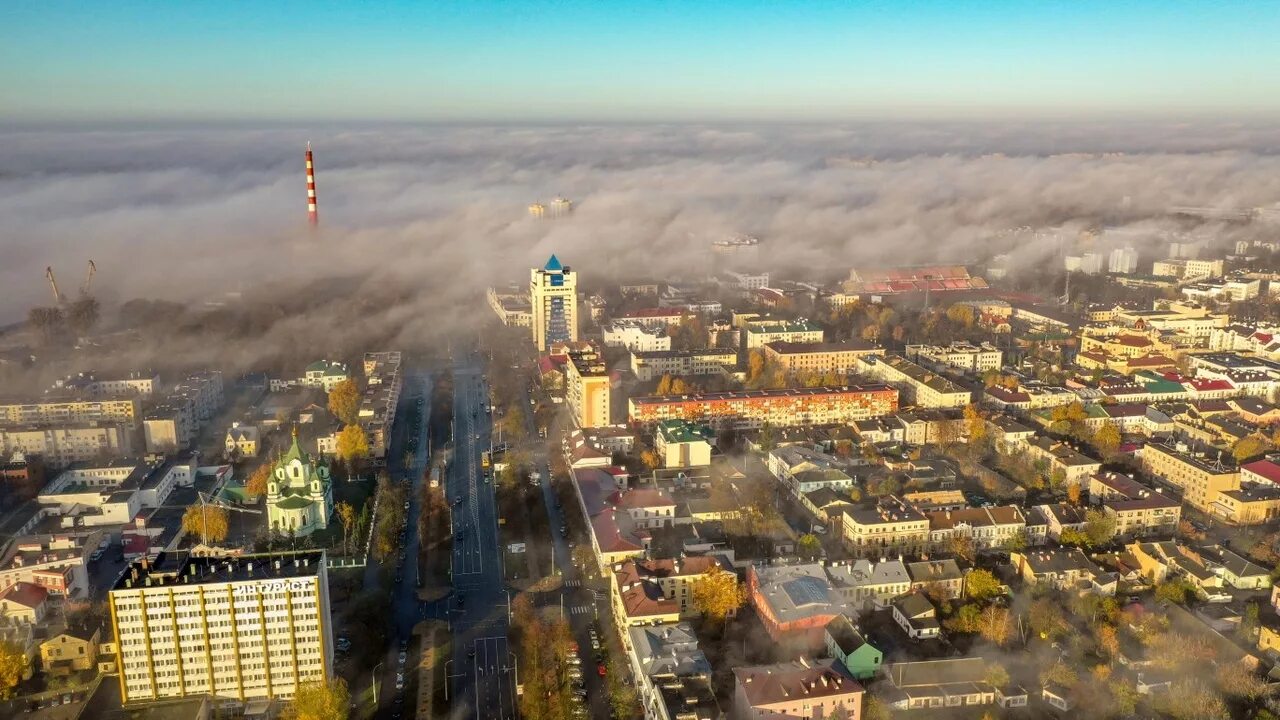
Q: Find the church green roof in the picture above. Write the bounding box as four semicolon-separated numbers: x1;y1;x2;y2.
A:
276;495;316;510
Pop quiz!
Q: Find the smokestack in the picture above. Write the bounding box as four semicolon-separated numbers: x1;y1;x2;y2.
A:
305;141;318;226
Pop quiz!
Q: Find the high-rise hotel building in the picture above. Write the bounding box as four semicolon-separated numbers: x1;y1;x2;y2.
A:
108;551;333;704
530;254;578;351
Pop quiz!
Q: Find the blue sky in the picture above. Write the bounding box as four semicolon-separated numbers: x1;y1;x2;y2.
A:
2;1;1278;122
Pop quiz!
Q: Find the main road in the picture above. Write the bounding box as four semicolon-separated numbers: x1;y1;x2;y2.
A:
445;350;518;720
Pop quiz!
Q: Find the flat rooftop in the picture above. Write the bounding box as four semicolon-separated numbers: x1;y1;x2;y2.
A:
112;550;326;591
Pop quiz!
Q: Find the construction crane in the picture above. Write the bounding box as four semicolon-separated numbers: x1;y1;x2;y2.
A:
45;266;62;305
194;491;262;546
81;260;96;296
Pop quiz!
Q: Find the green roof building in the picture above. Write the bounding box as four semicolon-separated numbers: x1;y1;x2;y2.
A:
266;427;334;536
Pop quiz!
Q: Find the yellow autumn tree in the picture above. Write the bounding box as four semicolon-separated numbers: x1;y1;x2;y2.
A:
690;565;746;623
244;463;272;499
335;424;370;462
289;677;351;720
182;505;229;544
327;379;361;425
0;640;25;699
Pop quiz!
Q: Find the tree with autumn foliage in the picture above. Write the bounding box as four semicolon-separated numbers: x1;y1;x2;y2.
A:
0;640;25;699
1233;434;1272;463
244;463;272;499
335;424;370;463
182;505;229;544
1093;422;1122;455
327;378;360;425
963;404;986;443
288;677;350;720
690;565;746;623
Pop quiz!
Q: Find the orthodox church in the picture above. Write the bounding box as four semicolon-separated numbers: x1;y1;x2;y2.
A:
266;427;334;536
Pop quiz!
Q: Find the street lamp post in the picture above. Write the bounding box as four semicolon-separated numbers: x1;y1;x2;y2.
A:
372;661;384;705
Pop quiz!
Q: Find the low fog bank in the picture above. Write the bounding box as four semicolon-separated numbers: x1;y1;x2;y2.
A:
2;121;1280;383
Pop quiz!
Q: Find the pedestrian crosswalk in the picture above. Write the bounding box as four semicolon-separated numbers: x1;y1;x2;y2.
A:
563;579;581;587
569;605;593;616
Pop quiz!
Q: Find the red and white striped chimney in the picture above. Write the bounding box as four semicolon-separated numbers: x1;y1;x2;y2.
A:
305;141;318;226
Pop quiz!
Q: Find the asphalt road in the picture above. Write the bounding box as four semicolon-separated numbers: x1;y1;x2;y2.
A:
446;353;518;720
520;386;613;720
369;367;432;718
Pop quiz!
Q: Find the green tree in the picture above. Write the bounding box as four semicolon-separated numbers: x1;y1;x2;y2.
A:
1155;578;1193;605
945;603;982;633
1083;508;1117;547
1000;530;1028;552
964;568;1002;602
797;534;822;560
327;378;361;425
289;677;351;720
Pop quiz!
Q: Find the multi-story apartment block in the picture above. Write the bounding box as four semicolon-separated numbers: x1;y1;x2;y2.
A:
763;341;879;375
840;496;929;558
0;423;133;466
744;319;824;349
359;352;402;461
1088;472;1181;536
616;308;687;329
629;349;738;382
905;342;1003;373
108;551;333;704
602;321;672;352
0;396;141;427
565;350;612;429
855;355;972;409
629;385;898;430
1141;442;1240;513
56;371;161;398
530;255;578;351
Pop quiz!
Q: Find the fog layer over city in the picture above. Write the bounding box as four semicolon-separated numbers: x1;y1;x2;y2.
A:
3;121;1280;374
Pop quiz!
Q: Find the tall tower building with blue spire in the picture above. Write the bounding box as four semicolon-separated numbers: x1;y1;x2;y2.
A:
530;254;578;351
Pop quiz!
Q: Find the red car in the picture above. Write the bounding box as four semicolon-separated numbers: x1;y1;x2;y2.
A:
597;663;607;677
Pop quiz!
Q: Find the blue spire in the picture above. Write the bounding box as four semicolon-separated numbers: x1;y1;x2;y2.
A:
544;254;563;271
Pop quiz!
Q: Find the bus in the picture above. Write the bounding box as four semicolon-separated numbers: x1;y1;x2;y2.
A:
481;451;491;471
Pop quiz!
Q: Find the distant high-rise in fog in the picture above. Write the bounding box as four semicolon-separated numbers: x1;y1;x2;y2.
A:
1109;247;1138;274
